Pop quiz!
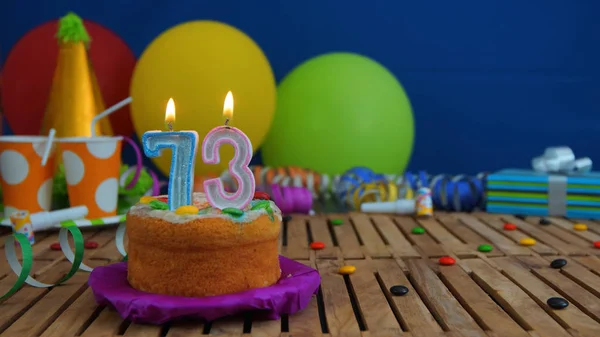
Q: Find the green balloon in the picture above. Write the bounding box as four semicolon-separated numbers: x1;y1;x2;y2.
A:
262;53;414;175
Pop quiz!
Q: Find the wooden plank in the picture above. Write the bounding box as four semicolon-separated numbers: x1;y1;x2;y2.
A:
573;255;600;275
371;215;420;257
326;214;363;259
38;229;101;261
435;214;505;257
80;307;124;337
349;213;390;258
526;216;596;250
124;323;162;336
350;260;403;336
307;216;338;259
40;288;102;337
250;315;282;337
88;226;126;261
501;215;583;256
476;213;557;255
437;264;529;337
393;216;445;257
2;270;92;337
417;216;475;258
544;256;600;298
282;216;309;260
316;259;361;337
287;261;323;337
406;259;487;337
463;259;571;337
374;259;443;336
208;317;244;336
547;217;600;243
165;321;204;337
494;256;600;337
457;213;531;256
525;258;600;324
571;219;600;236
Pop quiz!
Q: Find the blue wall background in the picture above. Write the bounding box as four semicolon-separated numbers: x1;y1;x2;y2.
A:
2;0;599;175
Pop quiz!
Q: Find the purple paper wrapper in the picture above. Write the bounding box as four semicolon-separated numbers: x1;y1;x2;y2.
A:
88;255;321;324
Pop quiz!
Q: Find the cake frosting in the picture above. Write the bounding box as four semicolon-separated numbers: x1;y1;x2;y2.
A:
126;192;282;298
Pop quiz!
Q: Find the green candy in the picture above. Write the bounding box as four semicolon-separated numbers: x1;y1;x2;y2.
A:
478;244;493;252
411;227;425;235
251;200;271;210
331;219;344;226
222;207;244;217
149;200;168;210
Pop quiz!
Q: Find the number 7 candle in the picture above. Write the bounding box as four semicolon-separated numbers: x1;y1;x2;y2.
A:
142;99;199;211
202;91;255;209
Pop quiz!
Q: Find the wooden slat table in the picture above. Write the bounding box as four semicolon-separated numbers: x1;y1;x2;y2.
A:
2;212;600;336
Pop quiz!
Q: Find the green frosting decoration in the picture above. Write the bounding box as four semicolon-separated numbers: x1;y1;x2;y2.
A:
56;12;91;44
149;200;168;210
222;207;244;217
251;200;270;210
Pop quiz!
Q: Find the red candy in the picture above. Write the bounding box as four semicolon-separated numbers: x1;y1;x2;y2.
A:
84;241;99;249
156;197;168;203
439;256;456;266
594;241;600;249
253;191;271;200
310;241;325;250
50;242;61;251
504;223;517;231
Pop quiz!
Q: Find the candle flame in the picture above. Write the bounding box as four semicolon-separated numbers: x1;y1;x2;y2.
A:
223;91;234;120
165;98;176;123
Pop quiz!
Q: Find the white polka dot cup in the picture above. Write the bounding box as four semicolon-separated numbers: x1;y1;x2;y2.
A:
58;136;124;219
0;136;57;219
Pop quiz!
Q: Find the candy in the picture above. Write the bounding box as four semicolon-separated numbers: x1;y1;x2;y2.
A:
390;285;409;296
550;259;567;269
310;241;325;250
139;196;155;204
156;196;168;203
519;238;536;246
250;200;270;210
253;191;271;200
547;297;569;309
175;205;200;215
478;244;493;252
539;218;551;225
439;256;456;266
594;241;600;249
411;227;425;235
338;265;356;275
50;242;61;251
149;200;169;210
331;219;344;226
221;207;244;217
515;214;527;220
84;241;99;249
503;223;517;230
573;223;588;231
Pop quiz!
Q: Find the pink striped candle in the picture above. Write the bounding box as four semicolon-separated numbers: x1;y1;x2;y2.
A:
202;92;255;209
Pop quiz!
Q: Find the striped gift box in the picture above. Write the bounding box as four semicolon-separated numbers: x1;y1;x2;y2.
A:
486;169;600;218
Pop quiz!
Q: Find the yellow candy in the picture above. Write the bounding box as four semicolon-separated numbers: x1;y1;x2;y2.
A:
175;205;200;215
519;238;536;246
338;265;357;275
573;223;588;231
139;196;156;204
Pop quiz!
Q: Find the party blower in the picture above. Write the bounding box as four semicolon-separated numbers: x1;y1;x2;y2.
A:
360;199;415;214
9;206;88;245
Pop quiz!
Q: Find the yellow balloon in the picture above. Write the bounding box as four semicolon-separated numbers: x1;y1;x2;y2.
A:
130;21;276;177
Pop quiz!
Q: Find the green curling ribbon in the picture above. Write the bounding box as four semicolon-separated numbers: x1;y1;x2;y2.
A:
1;226;84;300
149;200;168;210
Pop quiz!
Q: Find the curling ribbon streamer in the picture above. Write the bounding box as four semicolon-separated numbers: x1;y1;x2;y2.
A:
271;184;313;214
1;226;84;299
532;147;592;174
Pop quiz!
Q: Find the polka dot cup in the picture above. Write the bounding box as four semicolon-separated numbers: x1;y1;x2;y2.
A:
58;136;123;219
0;136;57;219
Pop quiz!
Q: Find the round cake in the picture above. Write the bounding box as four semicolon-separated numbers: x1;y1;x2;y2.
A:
126;192;282;297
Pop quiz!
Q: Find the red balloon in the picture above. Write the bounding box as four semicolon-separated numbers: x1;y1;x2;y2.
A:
1;20;136;136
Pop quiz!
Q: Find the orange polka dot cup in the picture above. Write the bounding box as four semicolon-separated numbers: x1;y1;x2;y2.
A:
0;136;57;219
58;136;124;219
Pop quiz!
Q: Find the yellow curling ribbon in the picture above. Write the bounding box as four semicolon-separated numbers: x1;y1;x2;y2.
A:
350;182;401;210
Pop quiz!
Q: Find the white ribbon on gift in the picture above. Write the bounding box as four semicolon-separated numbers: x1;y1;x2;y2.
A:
532;147;593;174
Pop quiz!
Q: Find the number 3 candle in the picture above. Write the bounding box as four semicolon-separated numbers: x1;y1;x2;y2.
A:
202;91;255;209
142;99;199;211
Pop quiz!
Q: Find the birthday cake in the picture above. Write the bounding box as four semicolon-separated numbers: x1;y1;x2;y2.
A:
126;192;282;297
